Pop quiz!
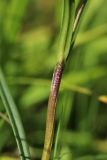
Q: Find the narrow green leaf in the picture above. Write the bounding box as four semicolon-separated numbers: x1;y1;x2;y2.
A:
58;0;70;61
0;68;31;160
64;0;75;60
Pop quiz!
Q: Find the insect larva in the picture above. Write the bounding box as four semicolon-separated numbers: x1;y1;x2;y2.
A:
51;62;63;99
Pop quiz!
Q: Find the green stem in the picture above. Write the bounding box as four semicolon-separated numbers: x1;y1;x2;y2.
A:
0;68;31;160
42;1;88;160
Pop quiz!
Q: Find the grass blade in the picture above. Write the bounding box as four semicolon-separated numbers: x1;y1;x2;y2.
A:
0;68;31;160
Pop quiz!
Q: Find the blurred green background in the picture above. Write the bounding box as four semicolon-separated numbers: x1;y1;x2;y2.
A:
0;0;107;159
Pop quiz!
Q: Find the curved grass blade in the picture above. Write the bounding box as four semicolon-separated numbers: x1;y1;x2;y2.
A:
0;68;31;160
66;0;88;61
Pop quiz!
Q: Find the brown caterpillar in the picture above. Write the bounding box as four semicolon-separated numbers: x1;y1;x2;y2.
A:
51;62;63;100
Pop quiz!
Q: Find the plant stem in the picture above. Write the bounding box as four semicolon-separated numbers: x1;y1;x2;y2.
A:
42;1;88;160
42;61;64;160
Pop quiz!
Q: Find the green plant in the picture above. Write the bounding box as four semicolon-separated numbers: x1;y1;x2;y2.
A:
1;0;107;160
0;68;31;160
42;1;88;160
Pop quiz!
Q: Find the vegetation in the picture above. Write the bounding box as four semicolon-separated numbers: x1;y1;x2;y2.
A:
0;0;107;160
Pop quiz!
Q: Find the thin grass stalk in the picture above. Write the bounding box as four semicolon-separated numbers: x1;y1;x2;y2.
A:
0;68;31;160
42;61;64;160
42;1;88;160
42;1;69;159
